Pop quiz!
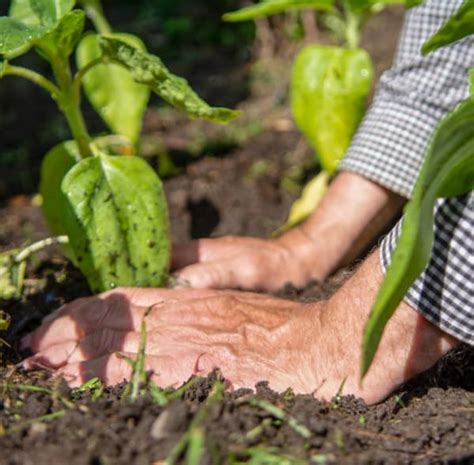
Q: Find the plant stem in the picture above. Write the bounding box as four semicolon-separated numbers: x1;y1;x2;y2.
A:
2;65;60;100
344;10;362;49
73;56;106;94
14;236;69;263
51;57;93;158
80;0;112;34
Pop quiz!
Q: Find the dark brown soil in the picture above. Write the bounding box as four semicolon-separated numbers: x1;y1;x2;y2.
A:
1;129;473;465
1;6;473;465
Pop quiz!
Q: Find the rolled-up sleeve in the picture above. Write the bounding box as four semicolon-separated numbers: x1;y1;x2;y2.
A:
340;0;474;198
340;0;474;345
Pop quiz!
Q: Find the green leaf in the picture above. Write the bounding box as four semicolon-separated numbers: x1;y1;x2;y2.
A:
40;141;80;237
77;33;150;143
291;45;373;173
0;249;27;300
0;17;48;58
37;10;85;59
280;171;329;233
9;0;75;27
29;0;75;27
9;0;40;26
343;0;419;14
99;37;239;124
61;153;171;292
362;98;474;377
223;0;333;22
422;0;474;55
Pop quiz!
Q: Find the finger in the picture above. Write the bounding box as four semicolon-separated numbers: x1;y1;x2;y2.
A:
57;351;205;388
174;260;242;290
23;302;149;353
172;237;244;270
23;329;144;369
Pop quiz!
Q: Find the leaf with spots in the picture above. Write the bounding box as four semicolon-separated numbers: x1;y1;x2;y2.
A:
77;33;150;143
99;36;239;124
61;153;170;292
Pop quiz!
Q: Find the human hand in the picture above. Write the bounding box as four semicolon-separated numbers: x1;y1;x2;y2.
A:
172;236;316;292
21;287;324;393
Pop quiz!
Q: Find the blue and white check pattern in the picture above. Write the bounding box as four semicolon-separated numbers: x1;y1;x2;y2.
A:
340;0;474;345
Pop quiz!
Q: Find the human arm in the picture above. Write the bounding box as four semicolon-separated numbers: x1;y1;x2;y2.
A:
173;171;405;291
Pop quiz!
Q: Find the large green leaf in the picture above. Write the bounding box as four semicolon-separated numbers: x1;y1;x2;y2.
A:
422;0;474;55
77;33;150;143
40;140;80;237
291;45;373;173
362;98;474;377
37;10;85;59
223;0;333;22
61;153;171;292
99;37;239;124
0;17;48;58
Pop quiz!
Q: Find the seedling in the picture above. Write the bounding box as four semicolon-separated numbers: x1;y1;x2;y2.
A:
240;397;312;439
165;380;225;465
224;0;418;228
0;0;238;295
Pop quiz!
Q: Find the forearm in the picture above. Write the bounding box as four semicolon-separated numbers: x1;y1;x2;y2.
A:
276;171;405;281
308;250;459;403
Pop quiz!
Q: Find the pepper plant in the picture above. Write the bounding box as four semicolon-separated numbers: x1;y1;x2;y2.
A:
224;0;420;227
362;0;474;376
0;0;238;298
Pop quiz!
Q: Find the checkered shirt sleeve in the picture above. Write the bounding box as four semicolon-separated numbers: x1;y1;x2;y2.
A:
339;0;474;345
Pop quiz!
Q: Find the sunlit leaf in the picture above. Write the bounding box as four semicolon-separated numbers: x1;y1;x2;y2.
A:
29;0;75;27
77;33;150;143
0;17;48;58
223;0;333;22
343;0;421;14
37;10;85;59
99;37;239;124
61;153;170;292
422;0;474;55
291;45;373;173
362;98;474;377
282;171;329;232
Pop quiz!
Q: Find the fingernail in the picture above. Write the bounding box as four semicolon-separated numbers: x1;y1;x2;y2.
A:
20;334;32;350
168;275;191;289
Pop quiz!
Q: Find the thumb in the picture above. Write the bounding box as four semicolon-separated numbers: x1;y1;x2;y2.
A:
173;261;238;290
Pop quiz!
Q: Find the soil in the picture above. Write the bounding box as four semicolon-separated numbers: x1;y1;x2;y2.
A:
1;5;473;465
1;128;473;465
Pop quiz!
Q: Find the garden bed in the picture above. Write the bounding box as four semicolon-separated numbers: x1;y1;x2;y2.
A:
1;4;473;464
1;127;473;465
